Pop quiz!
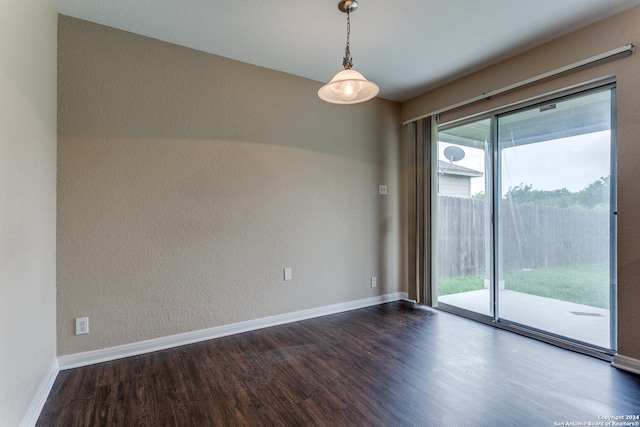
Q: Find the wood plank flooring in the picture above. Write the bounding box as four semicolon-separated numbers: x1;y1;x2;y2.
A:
37;302;640;426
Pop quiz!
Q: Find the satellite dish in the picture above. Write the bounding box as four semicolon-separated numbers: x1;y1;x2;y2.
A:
444;146;465;162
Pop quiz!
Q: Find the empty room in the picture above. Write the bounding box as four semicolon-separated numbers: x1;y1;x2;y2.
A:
3;0;640;426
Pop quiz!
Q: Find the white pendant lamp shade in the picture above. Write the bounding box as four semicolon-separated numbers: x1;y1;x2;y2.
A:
318;69;379;104
318;0;379;105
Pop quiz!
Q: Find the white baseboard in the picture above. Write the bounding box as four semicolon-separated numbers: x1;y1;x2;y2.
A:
611;353;640;376
58;292;407;371
20;358;59;427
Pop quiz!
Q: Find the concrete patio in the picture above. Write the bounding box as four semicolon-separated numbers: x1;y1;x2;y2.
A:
438;289;611;349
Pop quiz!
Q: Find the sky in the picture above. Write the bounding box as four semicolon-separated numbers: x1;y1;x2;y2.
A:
438;130;611;197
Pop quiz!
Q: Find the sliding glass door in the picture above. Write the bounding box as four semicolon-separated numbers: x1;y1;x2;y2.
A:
435;119;492;316
496;89;615;349
435;86;616;352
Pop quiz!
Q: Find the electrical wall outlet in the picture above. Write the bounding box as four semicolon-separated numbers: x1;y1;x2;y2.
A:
379;185;387;195
75;317;89;335
371;276;377;288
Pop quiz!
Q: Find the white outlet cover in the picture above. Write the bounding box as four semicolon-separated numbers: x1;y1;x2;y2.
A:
284;268;292;281
75;317;89;335
379;185;387;195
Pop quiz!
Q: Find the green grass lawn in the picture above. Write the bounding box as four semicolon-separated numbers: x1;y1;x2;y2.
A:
438;263;610;309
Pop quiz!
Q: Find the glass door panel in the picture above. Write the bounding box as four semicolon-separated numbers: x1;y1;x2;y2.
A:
496;89;614;349
435;119;492;316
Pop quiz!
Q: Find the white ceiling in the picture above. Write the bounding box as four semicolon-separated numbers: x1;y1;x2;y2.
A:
54;0;640;102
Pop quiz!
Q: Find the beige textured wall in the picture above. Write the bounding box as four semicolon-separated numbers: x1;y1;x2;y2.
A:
0;0;57;425
57;16;401;355
402;6;640;361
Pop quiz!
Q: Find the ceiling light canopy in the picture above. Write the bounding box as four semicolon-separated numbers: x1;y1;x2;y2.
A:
318;0;379;105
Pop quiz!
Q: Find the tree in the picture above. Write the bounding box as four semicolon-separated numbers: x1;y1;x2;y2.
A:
504;183;576;208
575;176;609;209
503;176;610;210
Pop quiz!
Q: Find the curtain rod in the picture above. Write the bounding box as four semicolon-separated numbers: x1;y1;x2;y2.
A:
403;43;635;125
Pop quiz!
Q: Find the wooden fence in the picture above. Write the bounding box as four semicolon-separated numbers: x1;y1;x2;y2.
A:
436;196;610;279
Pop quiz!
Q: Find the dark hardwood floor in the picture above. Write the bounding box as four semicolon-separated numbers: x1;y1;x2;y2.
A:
37;302;640;426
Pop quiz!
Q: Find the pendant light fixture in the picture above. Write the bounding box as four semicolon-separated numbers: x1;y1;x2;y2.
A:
318;0;379;104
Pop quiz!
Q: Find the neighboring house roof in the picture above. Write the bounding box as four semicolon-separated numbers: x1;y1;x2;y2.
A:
437;160;483;177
